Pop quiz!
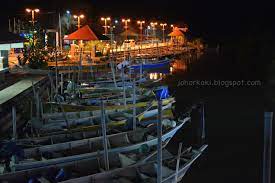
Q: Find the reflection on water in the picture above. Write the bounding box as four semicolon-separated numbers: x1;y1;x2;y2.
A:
171;59;188;72
149;72;165;80
148;59;188;80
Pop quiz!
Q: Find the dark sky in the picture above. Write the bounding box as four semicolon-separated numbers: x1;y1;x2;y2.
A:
0;0;272;42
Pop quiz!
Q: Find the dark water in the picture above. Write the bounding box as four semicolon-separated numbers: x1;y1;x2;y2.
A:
151;51;271;183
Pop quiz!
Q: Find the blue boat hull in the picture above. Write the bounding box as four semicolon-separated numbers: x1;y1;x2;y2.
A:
130;59;171;70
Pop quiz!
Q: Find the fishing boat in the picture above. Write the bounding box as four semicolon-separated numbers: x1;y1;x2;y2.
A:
47;97;175;112
4;118;189;172
0;128;204;183
60;144;208;183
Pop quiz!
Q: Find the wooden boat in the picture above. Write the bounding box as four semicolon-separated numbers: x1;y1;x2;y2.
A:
129;58;171;70
48;97;175;112
0;136;174;182
3;142;207;183
1;108;174;152
60;144;208;183
36;111;132;133
4;102;174;148
34;98;174;133
42;99;174;122
8;118;189;172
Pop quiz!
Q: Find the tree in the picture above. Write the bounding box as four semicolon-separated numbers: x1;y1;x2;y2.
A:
17;21;50;69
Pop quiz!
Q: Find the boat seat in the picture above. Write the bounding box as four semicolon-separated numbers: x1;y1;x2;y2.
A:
113;167;137;181
108;134;130;148
118;153;136;167
98;153;121;169
127;129;148;143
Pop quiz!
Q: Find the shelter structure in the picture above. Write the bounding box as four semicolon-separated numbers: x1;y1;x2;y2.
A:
168;28;186;44
64;25;109;58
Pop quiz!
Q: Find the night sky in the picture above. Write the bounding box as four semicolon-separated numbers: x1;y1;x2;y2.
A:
0;0;272;43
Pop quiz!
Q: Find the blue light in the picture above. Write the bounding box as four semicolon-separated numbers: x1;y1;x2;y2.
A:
66;10;70;14
115;20;118;24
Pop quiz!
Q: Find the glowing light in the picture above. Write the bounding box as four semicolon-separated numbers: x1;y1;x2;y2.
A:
170;66;173;73
26;9;31;13
73;15;78;19
122;18;130;22
137;20;145;24
34;9;40;13
66;10;70;14
79;14;84;18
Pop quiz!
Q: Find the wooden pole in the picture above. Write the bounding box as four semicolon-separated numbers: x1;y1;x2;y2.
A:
55;48;58;94
61;73;64;95
157;99;163;183
30;100;34;137
201;102;206;141
263;112;273;183
110;61;117;88
59;13;63;52
12;106;17;140
122;66;126;107
100;100;109;171
175;142;183;182
139;64;143;85
132;78;136;130
40;97;44;116
35;92;40;119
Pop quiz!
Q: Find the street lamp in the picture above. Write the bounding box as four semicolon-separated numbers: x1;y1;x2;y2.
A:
101;17;111;35
122;18;130;40
26;8;40;26
160;23;167;42
73;14;85;29
137;20;145;41
171;24;175;31
150;22;158;39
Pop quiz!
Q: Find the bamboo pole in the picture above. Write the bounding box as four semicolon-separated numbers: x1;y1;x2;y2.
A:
263;112;273;183
174;142;183;182
110;60;117;88
61;73;64;95
132;78;136;130
122;66;126;107
157;99;163;183
35;91;40;120
201;102;206;141
100;100;109;171
55;48;58;94
12;106;17;140
139;64;143;86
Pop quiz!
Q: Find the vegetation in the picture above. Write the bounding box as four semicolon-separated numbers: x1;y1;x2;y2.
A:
18;22;50;69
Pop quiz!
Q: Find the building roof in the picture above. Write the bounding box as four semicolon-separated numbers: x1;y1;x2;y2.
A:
65;25;100;41
168;28;184;37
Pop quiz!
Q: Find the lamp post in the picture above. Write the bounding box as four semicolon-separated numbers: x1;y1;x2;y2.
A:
73;14;84;29
171;24;175;31
122;18;130;40
150;22;158;39
26;8;40;26
160;23;167;42
101;17;111;35
137;20;145;41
